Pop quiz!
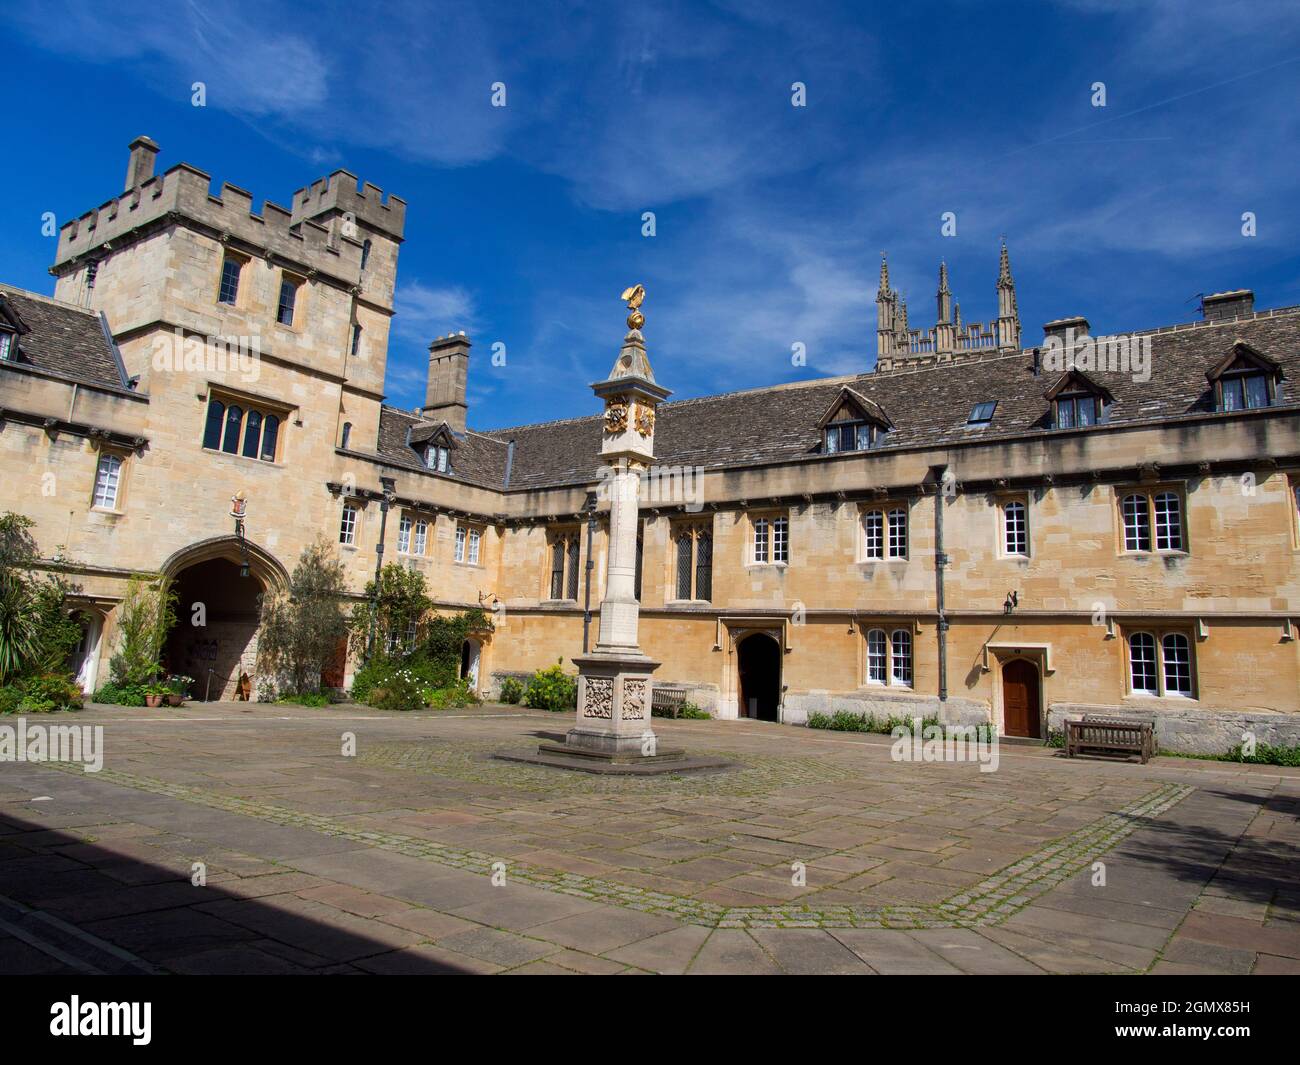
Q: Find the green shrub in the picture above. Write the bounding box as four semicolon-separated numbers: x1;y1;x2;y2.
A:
348;655;396;703
368;667;426;711
426;679;479;710
806;710;960;735
14;673;83;713
1224;742;1300;767
0;685;24;714
258;540;348;696
107;576;176;687
525;662;577;712
277;691;330;707
499;677;525;704
0;513;83;684
350;653;457;704
677;701;711;720
93;682;148;707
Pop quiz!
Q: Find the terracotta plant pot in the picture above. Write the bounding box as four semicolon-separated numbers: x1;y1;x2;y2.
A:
166;694;184;706
145;694;163;708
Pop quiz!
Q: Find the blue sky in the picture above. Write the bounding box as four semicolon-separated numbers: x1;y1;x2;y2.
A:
2;0;1298;430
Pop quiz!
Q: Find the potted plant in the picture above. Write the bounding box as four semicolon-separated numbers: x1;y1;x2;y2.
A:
144;681;169;708
165;674;193;706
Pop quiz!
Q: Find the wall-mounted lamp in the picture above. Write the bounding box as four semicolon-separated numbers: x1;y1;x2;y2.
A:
1003;590;1019;615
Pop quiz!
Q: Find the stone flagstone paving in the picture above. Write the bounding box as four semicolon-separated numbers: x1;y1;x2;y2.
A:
1;702;1297;974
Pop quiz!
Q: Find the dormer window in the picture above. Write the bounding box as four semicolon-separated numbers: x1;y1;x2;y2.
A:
817;387;893;455
409;420;458;476
1054;393;1098;428
425;445;451;474
824;421;875;454
0;329;13;361
1207;343;1280;412
1044;369;1111;430
1221;372;1270;411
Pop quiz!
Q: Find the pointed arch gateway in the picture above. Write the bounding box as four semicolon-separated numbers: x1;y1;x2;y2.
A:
159;536;290;701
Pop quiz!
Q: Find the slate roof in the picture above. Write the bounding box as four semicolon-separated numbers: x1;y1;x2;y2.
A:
371;304;1300;493
0;287;127;391
373;406;510;490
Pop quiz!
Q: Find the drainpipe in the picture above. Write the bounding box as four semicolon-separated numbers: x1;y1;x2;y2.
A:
581;491;597;653
934;465;949;703
366;476;397;658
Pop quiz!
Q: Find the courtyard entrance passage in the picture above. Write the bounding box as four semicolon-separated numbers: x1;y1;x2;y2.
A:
165;557;265;700
737;631;781;721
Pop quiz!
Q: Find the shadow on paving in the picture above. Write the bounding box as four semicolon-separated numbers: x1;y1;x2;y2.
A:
1102;788;1299;910
0;812;475;975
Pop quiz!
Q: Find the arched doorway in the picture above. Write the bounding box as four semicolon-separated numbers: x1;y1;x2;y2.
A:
1001;658;1041;738
737;632;781;722
165;558;267;701
460;638;481;690
160;537;287;702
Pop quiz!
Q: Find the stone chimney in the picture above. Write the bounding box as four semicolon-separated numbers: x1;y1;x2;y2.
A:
422;333;471;431
1201;290;1254;322
124;136;160;191
1043;316;1089;346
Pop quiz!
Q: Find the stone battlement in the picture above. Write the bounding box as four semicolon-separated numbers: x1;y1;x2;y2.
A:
291;170;406;241
54;162;370;284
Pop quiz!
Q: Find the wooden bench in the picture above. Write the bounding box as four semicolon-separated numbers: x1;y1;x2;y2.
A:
652;687;689;719
1065;715;1155;764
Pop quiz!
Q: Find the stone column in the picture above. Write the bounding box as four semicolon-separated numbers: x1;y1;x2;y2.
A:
564;288;672;760
595;457;642;652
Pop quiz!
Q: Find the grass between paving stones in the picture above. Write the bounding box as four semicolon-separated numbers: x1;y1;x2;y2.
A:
44;761;1191;931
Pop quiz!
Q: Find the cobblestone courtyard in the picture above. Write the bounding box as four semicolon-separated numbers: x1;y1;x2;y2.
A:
2;703;1298;975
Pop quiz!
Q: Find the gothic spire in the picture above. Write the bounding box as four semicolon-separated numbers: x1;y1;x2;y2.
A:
997;239;1014;288
936;261;952;325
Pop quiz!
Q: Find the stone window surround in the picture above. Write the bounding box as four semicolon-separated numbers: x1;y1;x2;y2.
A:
199;384;296;466
857;500;910;563
860;620;917;689
995;491;1030;558
397;511;431;557
747;509;789;567
1121;624;1198;700
668;519;713;603
544;526;582;601
215;249;250;308
275;269;307;330
1114;482;1189;556
454;521;484;567
90;446;128;514
338;498;362;549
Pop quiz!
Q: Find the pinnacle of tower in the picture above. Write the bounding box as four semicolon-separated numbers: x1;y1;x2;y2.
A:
998;239;1014;287
938;261;951;294
877;253;890;299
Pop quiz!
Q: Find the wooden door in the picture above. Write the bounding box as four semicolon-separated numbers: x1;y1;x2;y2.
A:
1002;659;1040;738
321;636;347;689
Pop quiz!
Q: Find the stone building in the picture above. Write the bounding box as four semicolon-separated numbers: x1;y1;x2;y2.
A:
1;138;1297;750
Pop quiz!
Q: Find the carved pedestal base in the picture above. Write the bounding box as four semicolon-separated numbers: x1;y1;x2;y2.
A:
493;648;731;774
565;650;663;757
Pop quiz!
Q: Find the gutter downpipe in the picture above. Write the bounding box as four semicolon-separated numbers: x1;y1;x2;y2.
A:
366;476;397;659
935;465;949;703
